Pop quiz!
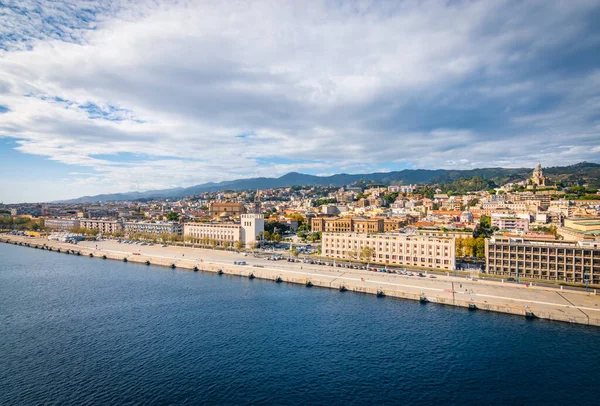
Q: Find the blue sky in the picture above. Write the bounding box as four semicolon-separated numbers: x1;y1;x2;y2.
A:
1;0;600;203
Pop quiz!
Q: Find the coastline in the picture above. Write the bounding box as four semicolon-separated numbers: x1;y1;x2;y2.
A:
3;234;600;327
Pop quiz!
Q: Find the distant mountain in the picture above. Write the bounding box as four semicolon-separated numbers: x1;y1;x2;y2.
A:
56;162;600;203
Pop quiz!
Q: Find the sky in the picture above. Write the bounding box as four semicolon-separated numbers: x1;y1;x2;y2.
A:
1;0;599;203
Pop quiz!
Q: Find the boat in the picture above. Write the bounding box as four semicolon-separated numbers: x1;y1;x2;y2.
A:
249;273;255;279
217;269;224;275
170;264;176;269
102;255;107;260
305;280;313;287
89;253;94;258
525;311;536;319
376;290;385;297
419;296;428;303
193;266;198;272
123;257;128;262
468;303;477;310
339;285;347;292
275;276;283;283
146;261;151;266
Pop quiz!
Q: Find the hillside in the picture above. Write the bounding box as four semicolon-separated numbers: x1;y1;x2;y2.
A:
57;162;600;203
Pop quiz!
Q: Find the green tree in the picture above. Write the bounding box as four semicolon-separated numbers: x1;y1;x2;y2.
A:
474;237;486;258
456;238;464;257
166;212;179;221
234;240;244;251
360;246;374;265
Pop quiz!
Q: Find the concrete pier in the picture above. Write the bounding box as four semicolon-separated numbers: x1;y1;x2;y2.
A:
3;234;600;327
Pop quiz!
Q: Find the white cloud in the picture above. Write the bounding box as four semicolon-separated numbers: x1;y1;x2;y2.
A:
0;0;599;201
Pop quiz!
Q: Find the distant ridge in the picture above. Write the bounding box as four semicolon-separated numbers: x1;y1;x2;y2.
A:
56;162;600;203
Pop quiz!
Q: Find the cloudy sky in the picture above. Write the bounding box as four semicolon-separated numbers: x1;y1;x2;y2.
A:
1;0;599;203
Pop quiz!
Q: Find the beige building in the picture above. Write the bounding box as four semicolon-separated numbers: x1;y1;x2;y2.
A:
184;214;264;248
322;232;456;270
80;219;123;234
559;218;600;241
124;221;182;236
44;218;80;231
486;236;600;284
311;217;407;234
209;202;246;219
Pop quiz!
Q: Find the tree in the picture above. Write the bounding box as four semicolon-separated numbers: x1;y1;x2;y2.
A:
463;237;476;257
291;247;299;258
475;237;486;258
347;249;358;263
467;198;480;207
473;215;496;239
360;246;374;265
234;240;244;251
456;238;464;258
273;233;282;243
166;212;179;221
382;192;398;206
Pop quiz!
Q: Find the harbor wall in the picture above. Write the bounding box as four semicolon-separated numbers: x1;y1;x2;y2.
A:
2;235;598;327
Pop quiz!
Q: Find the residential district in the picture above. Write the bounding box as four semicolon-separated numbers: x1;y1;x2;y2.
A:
3;163;600;287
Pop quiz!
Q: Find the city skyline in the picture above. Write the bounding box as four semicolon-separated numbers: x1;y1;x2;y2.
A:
1;0;600;202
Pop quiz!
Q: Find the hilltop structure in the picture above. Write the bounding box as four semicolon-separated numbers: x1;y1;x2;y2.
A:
527;163;547;189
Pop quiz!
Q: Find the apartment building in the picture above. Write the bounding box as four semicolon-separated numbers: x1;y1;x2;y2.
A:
311;217;407;233
80;219;123;234
491;216;530;233
183;214;264;248
485;236;600;284
124;221;182;236
44;218;80;231
322;232;455;270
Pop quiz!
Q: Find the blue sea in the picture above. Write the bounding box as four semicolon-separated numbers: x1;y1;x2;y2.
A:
1;243;599;405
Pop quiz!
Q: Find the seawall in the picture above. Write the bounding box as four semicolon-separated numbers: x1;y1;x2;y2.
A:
3;234;600;327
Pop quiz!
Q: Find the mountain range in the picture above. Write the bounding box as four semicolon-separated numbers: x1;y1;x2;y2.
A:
58;162;600;203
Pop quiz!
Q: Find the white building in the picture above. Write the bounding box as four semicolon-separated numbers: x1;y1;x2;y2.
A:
184;214;264;248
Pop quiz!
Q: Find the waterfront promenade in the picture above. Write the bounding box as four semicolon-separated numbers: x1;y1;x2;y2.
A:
3;234;600;327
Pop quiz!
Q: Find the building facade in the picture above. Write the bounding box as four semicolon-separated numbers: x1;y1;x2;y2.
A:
209;202;246;219
491;216;530;233
80;219;123;234
44;218;80;231
124;221;182;236
311;217;407;233
322;232;456;270
183;214;264;248
485;236;600;284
